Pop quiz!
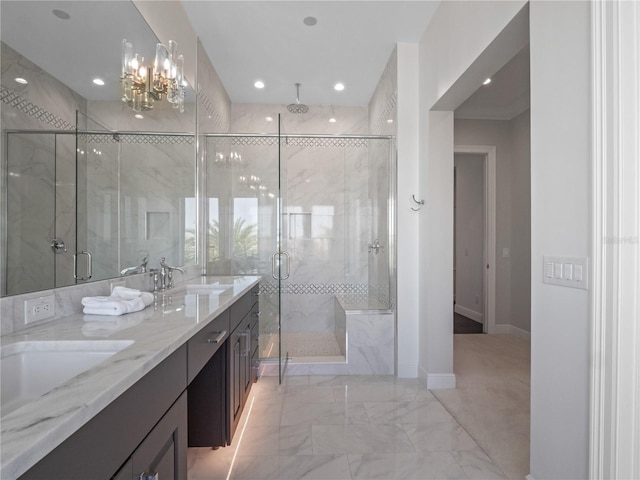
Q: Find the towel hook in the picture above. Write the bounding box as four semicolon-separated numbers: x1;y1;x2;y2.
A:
411;194;425;211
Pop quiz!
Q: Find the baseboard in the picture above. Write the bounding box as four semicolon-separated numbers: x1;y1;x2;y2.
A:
454;304;484;323
494;323;531;341
426;373;456;390
397;363;419;378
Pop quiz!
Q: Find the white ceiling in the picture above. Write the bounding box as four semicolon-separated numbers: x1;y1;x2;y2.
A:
180;1;440;106
455;45;530;120
1;1;528;117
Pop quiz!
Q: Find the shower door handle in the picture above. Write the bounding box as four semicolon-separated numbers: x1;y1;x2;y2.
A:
73;251;93;281
280;251;290;280
271;251;291;280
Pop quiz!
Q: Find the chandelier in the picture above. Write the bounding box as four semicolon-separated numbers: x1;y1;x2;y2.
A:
121;39;185;113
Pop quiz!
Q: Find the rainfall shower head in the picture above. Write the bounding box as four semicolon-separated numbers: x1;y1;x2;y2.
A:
287;83;309;114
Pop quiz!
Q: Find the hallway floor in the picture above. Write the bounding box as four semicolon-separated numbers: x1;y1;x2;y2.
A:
188;335;530;480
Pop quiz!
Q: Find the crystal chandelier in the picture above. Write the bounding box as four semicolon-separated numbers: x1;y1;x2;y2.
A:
121;39;185;113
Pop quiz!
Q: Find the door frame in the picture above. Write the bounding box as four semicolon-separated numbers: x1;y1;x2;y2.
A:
454;145;496;334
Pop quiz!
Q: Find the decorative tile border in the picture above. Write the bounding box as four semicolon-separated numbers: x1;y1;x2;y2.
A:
211;136;370;148
0;87;74;130
80;133;195;145
259;282;369;295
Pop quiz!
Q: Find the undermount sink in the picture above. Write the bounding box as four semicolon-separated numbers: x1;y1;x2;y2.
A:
1;340;134;416
177;283;232;295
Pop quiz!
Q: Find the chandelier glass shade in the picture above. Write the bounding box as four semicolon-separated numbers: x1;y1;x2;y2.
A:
121;39;185;113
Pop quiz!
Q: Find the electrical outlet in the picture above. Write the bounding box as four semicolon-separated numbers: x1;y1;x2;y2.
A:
24;295;55;324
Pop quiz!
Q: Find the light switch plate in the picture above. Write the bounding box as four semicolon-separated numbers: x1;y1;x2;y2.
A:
543;256;588;289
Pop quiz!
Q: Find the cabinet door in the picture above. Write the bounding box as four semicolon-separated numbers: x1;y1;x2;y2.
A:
130;392;188;480
188;343;227;447
242;327;252;396
228;329;243;442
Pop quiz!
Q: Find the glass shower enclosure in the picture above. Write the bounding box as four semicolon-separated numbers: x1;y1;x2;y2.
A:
205;119;395;380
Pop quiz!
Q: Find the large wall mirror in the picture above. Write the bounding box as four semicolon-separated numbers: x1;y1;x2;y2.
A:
1;1;197;297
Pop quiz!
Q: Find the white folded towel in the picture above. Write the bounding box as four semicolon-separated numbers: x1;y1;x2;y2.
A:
112;286;143;300
82;289;154;316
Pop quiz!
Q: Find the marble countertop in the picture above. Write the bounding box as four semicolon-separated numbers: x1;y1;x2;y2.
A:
0;275;260;480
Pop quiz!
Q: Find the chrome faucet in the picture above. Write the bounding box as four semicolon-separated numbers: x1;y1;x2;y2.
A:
120;256;148;275
159;257;185;290
368;239;383;255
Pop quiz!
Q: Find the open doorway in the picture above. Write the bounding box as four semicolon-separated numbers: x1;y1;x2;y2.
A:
454;153;486;334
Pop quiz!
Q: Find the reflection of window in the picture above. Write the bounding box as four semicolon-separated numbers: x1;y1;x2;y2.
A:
233;198;258;273
208;198;219;261
184;198;196;264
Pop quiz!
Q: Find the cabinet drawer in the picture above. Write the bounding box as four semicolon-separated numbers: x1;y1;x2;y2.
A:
230;286;259;332
187;310;230;383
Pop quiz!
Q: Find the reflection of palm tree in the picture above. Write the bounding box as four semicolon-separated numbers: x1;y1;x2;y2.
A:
233;218;258;274
208;220;220;261
233;218;257;257
185;228;196;264
188;219;258;274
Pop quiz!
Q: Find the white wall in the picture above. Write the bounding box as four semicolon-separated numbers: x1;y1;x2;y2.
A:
454;154;485;320
510;110;531;333
454;113;531;333
416;0;527;388
396;43;421;377
454;119;513;328
529;2;591;478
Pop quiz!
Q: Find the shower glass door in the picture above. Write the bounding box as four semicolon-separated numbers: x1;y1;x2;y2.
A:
205;128;284;379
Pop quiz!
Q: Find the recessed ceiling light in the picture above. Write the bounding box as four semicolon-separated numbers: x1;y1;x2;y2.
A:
265;116;273;122
387;119;394;124
52;9;70;20
303;16;317;26
329;118;337;123
483;78;492;85
15;77;28;84
254;80;265;89
134;114;144;119
334;83;345;91
92;78;105;86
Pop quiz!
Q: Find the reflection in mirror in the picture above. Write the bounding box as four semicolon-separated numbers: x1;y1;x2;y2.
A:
1;1;197;296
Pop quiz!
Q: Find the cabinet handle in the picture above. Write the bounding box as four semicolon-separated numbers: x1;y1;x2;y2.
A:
207;330;227;344
139;473;159;480
252;310;261;317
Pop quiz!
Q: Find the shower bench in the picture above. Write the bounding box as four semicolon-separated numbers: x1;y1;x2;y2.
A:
334;294;394;375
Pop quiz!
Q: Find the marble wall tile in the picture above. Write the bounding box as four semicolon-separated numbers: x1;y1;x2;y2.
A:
197;38;231;134
5;133;56;295
368;48;398;137
1;42;86;131
231;104;368;135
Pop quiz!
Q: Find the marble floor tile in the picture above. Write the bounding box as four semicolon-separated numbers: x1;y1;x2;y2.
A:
189;361;522;480
332;381;419;403
348;452;468;480
362;399;451;425
452;449;507;479
281;399;370;426
403;419;479;452
311;423;415;455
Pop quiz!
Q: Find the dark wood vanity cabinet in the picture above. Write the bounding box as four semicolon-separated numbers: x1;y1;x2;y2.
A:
19;346;188;480
189;285;259;447
18;284;259;480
